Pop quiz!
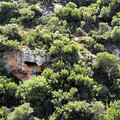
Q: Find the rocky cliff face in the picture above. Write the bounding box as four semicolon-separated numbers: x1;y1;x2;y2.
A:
3;48;49;80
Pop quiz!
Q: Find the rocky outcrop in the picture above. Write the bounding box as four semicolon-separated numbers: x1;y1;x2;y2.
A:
113;49;120;59
54;4;63;12
3;48;49;80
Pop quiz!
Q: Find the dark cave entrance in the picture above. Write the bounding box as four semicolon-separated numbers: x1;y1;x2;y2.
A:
24;61;37;66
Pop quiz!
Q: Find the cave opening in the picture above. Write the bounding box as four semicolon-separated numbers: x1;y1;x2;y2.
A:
24;61;37;66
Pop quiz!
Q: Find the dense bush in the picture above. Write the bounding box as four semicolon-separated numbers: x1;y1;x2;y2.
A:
100;100;120;120
0;2;18;24
19;8;35;26
112;12;120;26
49;37;78;64
76;27;86;36
111;26;120;43
94;52;120;79
0;35;21;52
55;7;81;23
30;5;42;16
66;2;77;9
47;17;68;34
0;106;8;120
66;0;97;7
7;103;34;120
2;24;21;41
16;76;53;118
0;60;7;75
50;101;93;120
23;30;52;50
0;76;18;107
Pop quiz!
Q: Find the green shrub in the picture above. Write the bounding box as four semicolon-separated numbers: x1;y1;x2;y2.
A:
66;2;77;9
30;5;42;16
0;35;21;52
50;101;93;120
16;76;53;117
19;8;35;26
0;106;8;120
7;103;34;120
93;52;120;79
99;6;111;21
100;100;120;120
76;27;85;36
93;43;105;53
0;76;18;107
112;12;120;26
2;24;21;41
111;26;120;43
0;2;18;24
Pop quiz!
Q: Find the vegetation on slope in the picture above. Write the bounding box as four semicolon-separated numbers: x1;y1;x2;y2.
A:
0;0;120;120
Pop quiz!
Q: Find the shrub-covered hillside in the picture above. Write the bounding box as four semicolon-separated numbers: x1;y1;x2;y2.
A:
0;0;120;120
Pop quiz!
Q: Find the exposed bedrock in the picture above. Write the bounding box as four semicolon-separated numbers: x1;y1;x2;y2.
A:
3;48;49;80
113;48;120;59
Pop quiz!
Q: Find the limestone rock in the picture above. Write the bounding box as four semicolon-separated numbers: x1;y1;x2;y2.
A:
113;49;120;59
3;48;49;80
